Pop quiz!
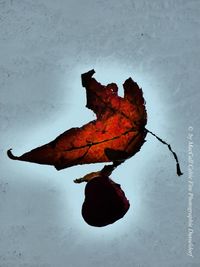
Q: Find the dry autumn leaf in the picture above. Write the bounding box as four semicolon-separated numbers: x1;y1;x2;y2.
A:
7;69;147;170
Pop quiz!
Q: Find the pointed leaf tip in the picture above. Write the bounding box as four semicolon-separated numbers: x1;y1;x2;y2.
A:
7;149;18;160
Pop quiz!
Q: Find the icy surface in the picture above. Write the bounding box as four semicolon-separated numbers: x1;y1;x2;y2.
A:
0;0;199;266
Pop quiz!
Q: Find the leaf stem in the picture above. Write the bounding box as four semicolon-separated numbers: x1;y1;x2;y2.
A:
145;128;183;176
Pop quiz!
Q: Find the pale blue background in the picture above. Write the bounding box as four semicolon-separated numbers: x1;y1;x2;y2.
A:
0;0;199;266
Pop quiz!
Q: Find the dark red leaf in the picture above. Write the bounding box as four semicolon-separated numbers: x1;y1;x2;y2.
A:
81;174;130;227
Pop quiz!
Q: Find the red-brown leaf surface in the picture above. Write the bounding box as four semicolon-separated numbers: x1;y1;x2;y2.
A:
7;69;147;170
